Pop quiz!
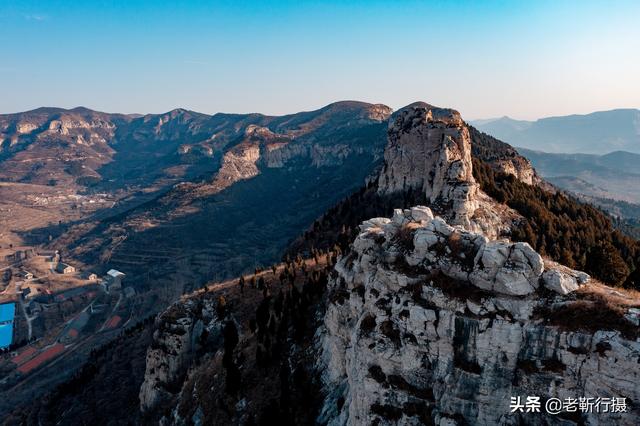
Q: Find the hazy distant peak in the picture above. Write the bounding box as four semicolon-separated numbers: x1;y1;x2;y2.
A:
474;108;640;155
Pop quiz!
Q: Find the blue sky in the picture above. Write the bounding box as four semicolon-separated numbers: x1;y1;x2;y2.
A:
1;0;639;119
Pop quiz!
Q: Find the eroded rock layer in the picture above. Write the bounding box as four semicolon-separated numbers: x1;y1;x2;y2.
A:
319;207;639;426
378;103;479;228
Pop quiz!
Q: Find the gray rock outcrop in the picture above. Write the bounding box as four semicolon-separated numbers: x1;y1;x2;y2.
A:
319;207;638;426
139;297;222;413
378;103;479;228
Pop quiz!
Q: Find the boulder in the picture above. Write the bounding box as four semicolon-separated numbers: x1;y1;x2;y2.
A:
410;205;434;222
493;269;538;296
542;269;579;295
359;217;391;232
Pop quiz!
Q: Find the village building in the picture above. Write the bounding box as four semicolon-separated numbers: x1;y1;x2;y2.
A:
55;263;76;274
3;249;34;264
105;269;125;292
21;287;31;299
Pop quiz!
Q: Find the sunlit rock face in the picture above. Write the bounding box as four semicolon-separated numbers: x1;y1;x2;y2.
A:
318;207;639;426
378;103;479;228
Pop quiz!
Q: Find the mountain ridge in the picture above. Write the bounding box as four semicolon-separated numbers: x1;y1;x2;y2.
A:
472;108;640;154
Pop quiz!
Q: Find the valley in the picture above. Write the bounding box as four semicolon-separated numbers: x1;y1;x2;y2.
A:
0;102;391;414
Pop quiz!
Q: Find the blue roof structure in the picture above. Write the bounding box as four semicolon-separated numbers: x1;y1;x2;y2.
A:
0;302;16;349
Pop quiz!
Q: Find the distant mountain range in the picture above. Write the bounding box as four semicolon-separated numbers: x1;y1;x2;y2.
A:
471;109;640;154
517;148;640;219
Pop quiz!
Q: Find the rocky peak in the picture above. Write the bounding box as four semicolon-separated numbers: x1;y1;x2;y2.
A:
361;206;589;300
244;124;277;140
139;296;221;413
378;103;479;228
320;207;639;425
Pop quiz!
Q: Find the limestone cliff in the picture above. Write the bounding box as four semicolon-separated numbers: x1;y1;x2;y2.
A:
139;295;222;413
319;207;639;425
378;103;478;227
378;102;517;239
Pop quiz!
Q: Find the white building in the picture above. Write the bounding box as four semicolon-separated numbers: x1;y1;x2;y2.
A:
105;269;125;291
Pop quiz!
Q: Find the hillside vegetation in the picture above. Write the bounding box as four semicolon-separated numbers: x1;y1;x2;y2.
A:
473;158;640;288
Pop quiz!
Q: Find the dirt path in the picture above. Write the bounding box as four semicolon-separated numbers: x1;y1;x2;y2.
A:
18;297;33;340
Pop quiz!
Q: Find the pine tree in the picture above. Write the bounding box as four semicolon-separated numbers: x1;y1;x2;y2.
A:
588;242;630;285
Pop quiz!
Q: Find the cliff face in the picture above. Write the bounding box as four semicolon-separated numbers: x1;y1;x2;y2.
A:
378;103;522;239
139;295;222;413
319;207;639;426
378;103;479;228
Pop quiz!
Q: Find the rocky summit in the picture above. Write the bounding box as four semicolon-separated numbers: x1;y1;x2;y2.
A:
319;207;638;425
378;103;479;228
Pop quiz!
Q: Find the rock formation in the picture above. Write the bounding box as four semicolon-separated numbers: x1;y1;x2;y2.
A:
378;103;520;239
319;207;639;425
139;296;222;413
378;103;479;228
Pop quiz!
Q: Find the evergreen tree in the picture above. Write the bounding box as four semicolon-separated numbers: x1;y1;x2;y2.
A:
587;242;630;286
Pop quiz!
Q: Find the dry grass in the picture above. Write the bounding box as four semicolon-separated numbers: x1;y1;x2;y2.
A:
536;280;639;339
576;280;640;309
393;224;419;253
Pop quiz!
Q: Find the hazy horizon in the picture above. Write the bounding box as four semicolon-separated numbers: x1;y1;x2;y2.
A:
2;0;639;120
3;101;639;124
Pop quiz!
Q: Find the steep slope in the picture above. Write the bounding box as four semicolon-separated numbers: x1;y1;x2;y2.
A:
468;127;540;186
472;109;640;154
34;101;392;305
473;159;640;288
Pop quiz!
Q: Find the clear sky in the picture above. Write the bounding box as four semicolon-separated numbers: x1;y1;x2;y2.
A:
2;0;639;119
